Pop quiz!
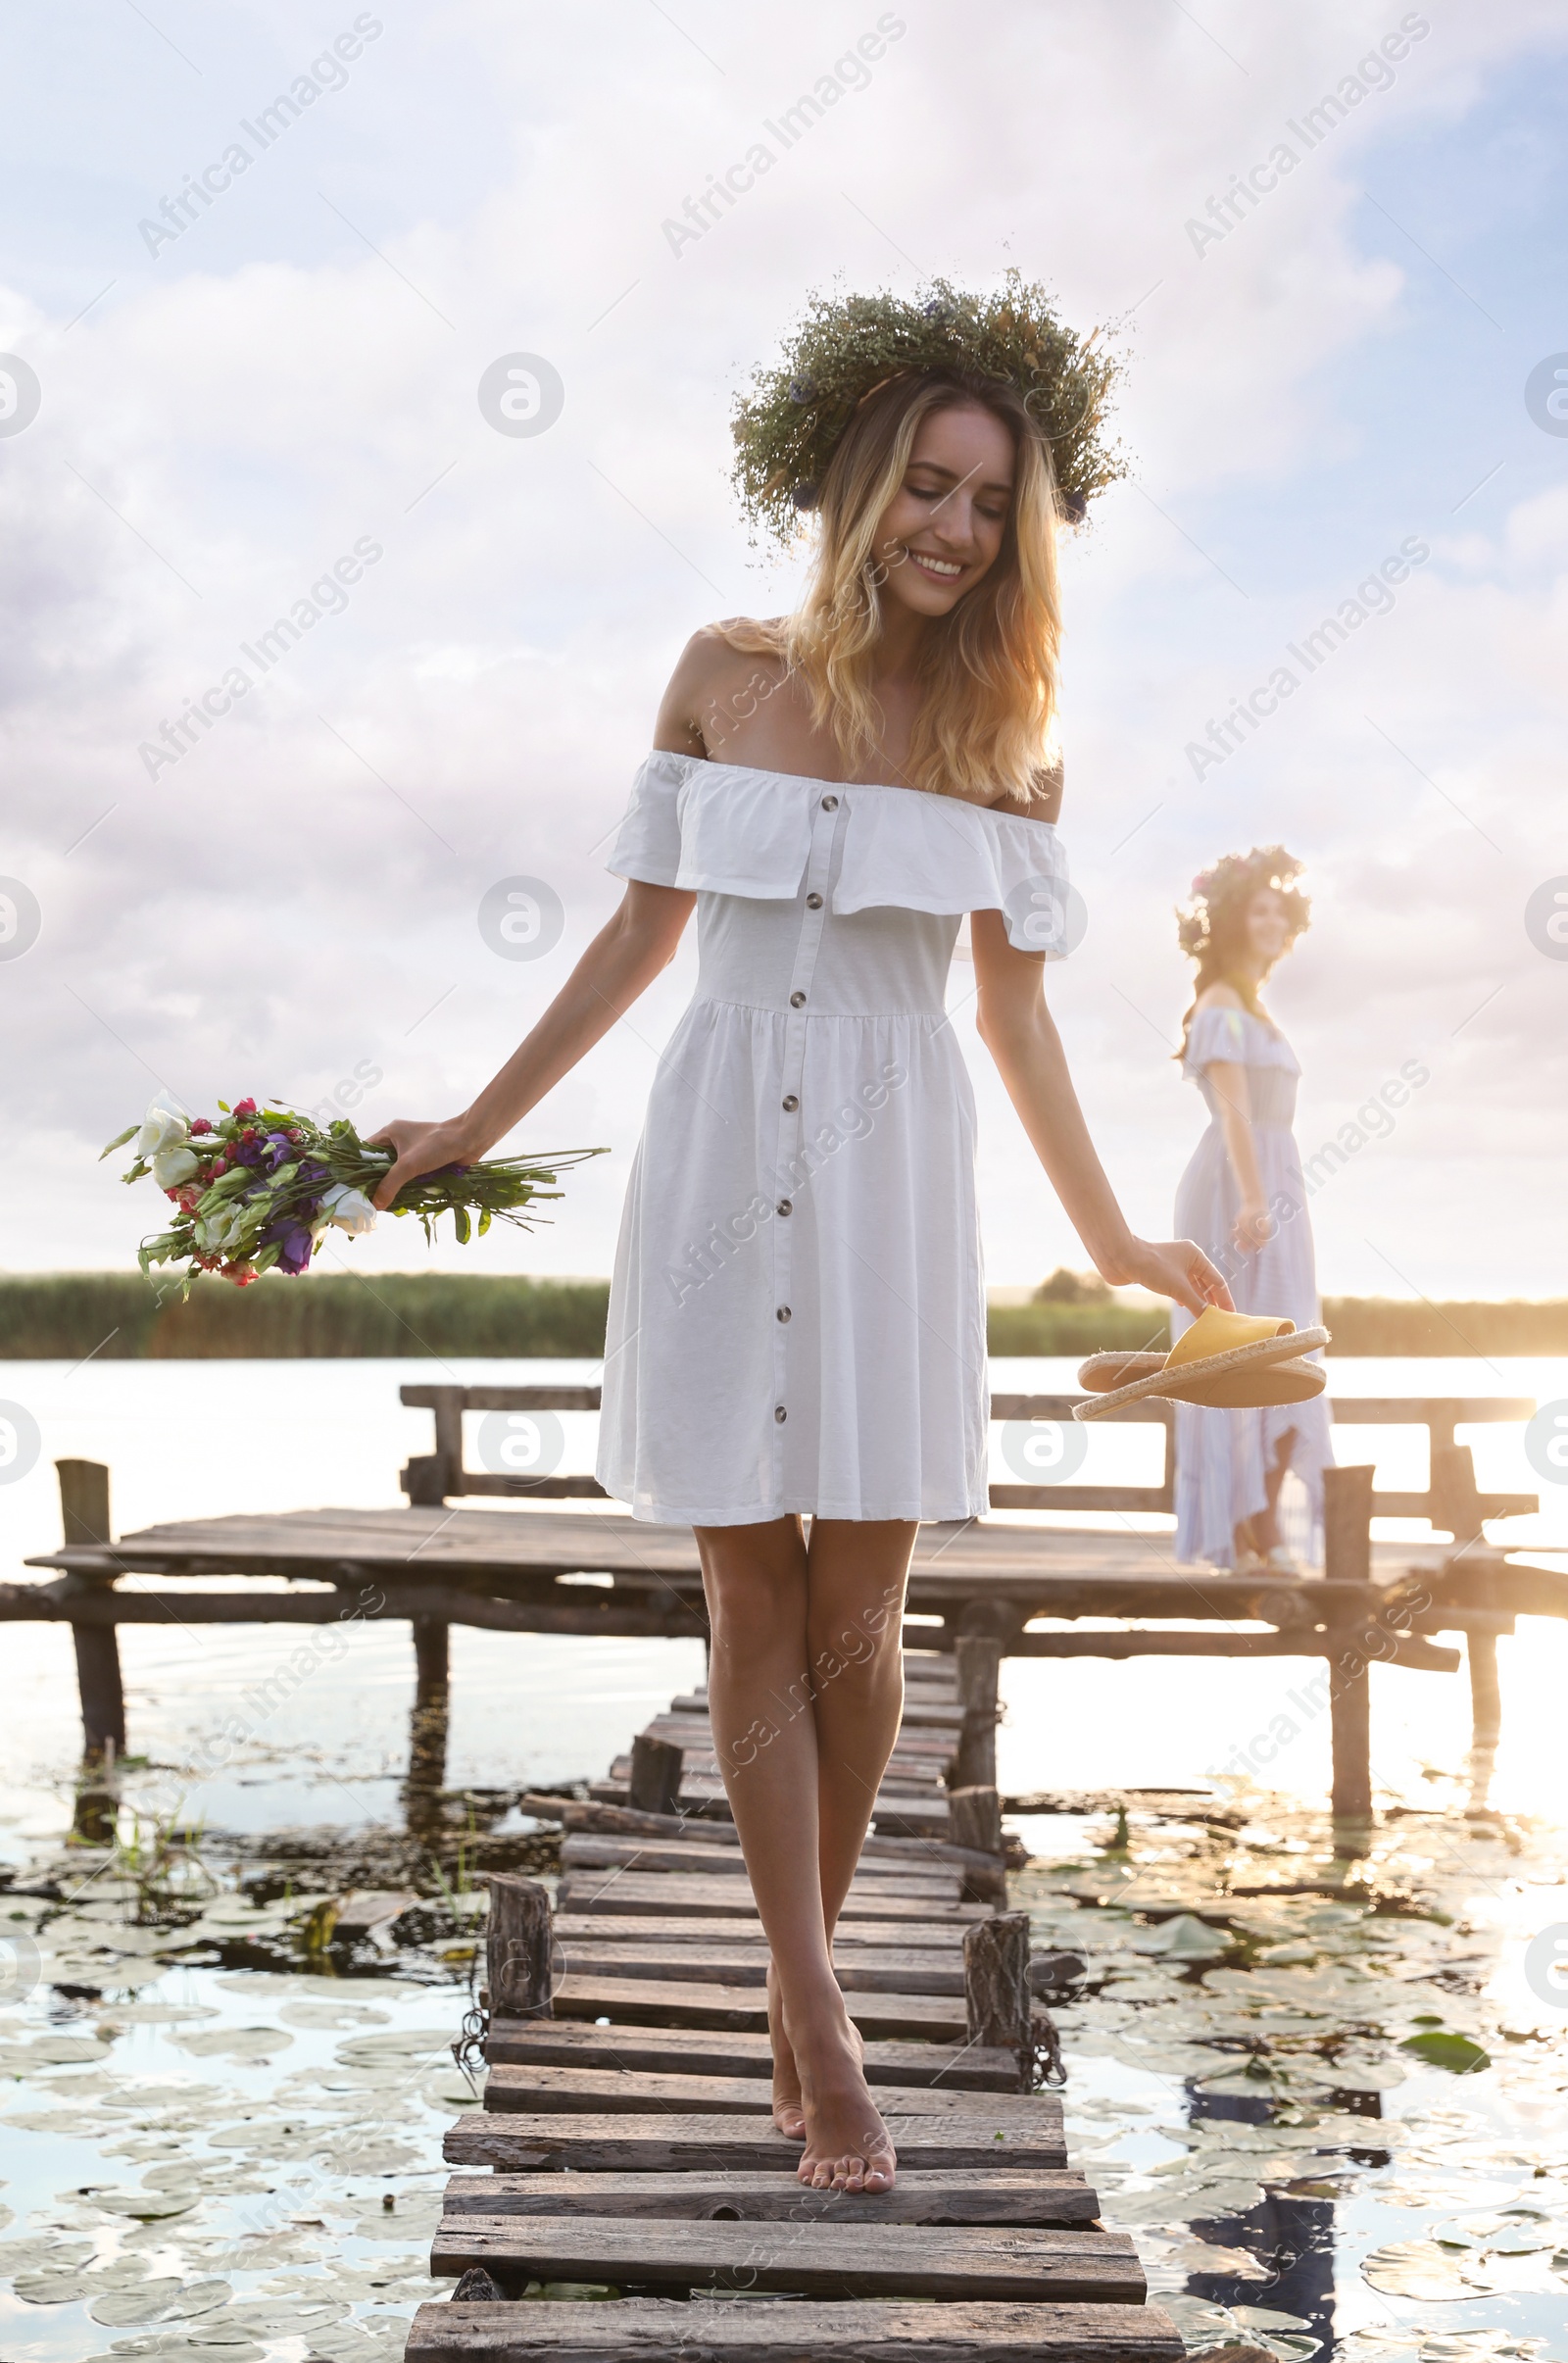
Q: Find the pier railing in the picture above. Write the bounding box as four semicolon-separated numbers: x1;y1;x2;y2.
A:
400;1382;1539;1529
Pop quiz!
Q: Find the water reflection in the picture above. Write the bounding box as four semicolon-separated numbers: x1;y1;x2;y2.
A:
1022;1801;1568;2358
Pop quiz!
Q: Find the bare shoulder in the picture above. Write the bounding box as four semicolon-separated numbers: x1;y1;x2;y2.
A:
1195;981;1245;1011
653;620;790;757
985;753;1064;822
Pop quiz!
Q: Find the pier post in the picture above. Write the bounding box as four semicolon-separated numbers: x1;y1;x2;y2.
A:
948;1784;1003;1856
1432;1442;1505;1757
487;1874;553;2021
948;1785;1007;1903
962;1909;1031;2087
628;1734;683;1816
58;1460;125;1760
1324;1463;1375;1845
953;1635;1001;1790
408;1617;451;1798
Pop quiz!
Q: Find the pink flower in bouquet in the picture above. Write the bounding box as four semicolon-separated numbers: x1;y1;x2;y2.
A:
232;1097;258;1117
191;1116;213;1135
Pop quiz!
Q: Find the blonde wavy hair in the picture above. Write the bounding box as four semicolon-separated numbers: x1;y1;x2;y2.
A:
723;371;1064;805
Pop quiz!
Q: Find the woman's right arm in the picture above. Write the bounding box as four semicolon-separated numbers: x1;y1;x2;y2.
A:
1204;1056;1272;1254
368;880;695;1207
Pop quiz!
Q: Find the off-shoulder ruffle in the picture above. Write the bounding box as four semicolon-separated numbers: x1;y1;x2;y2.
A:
1183;1003;1299;1080
607;750;1073;956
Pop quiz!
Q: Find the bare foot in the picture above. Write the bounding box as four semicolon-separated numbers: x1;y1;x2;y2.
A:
792;2017;897;2192
765;1963;805;2140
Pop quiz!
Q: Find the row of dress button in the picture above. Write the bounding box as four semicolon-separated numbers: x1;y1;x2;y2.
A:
773;796;842;1444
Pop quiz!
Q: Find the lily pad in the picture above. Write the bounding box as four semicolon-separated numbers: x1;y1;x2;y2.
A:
89;2280;231;2327
14;2269;96;2304
89;2190;201;2221
1129;1912;1233;1958
1362;2240;1472;2299
172;2027;293;2060
1398;2029;1490;2075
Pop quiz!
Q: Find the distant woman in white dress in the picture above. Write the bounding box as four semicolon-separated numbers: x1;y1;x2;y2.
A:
368;289;1231;2196
1171;848;1334;1572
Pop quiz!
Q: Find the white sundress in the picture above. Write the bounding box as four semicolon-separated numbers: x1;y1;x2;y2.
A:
1171;1003;1335;1568
594;750;1073;1527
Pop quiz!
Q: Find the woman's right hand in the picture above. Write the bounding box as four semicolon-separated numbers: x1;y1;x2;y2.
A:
1233;1199;1275;1255
365;1116;481;1210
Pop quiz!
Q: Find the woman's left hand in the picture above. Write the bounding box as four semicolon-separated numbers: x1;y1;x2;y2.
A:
1111;1237;1235;1317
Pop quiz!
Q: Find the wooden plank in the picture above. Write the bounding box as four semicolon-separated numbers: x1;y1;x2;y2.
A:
483;2021;1019;2092
550;1815;996;1879
430;2215;1145;2302
610;1752;946;1794
550;1914;964;1951
589;1781;956;1838
439;2168;1102;2224
551;1941;964;1995
554;1873;988;1924
670;1692;964;1727
407;2297;1184;2362
444;2112;1067;2173
559;1836;961;1894
482;2066;1060;2127
546;1973;967;2040
642;1716;956;1761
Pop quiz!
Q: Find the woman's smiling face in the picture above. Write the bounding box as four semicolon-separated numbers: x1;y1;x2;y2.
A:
1246;886;1294;967
872;400;1016;618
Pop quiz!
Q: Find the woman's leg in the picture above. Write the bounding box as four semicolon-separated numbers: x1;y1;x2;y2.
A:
695;1514;916;2192
1235;1425;1298;1559
804;1518;916;1944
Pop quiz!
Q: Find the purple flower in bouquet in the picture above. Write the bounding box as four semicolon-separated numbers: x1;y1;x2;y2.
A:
261;1214;316;1274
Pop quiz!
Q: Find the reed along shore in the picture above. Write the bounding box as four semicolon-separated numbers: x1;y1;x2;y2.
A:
3;1272;1567;1358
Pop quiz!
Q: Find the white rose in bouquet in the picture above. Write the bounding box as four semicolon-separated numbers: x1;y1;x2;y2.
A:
319;1183;378;1237
133;1099;188;1160
152;1144;200;1188
195;1204;251;1255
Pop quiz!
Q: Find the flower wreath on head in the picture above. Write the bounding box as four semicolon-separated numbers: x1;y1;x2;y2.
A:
1176;846;1311;963
730;271;1130;545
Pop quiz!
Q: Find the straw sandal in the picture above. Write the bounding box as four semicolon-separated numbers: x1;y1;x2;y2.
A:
1074;1308;1329;1421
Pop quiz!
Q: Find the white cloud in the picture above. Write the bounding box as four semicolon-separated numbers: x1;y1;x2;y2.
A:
3;0;1566;1302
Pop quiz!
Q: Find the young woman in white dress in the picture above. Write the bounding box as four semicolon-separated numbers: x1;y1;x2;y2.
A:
1170;850;1334;1571
370;297;1231;2195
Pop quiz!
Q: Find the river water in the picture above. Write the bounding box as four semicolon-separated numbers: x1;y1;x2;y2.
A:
1;1357;1565;2363
2;1355;1566;1834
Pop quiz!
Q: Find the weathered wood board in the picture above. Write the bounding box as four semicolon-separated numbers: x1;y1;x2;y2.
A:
429;2215;1146;2301
438;2169;1102;2224
482;2064;1062;2126
545;1973;968;2040
406;2298;1185;2362
481;2020;1018;2091
444;2113;1067;2174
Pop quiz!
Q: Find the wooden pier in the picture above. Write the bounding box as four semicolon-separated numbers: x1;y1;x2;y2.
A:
407;1654;1184;2363
12;1380;1567;1832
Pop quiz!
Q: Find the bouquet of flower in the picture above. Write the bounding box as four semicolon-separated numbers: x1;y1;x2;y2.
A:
103;1096;606;1291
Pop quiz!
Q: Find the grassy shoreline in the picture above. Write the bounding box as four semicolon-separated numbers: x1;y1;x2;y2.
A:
2;1272;1566;1358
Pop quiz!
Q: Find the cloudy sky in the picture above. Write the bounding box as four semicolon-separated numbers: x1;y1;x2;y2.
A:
2;0;1565;1298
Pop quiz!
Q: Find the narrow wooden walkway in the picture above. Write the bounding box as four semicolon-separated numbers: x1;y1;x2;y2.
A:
406;1655;1182;2362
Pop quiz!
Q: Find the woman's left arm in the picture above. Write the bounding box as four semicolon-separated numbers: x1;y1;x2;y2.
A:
971;909;1233;1316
